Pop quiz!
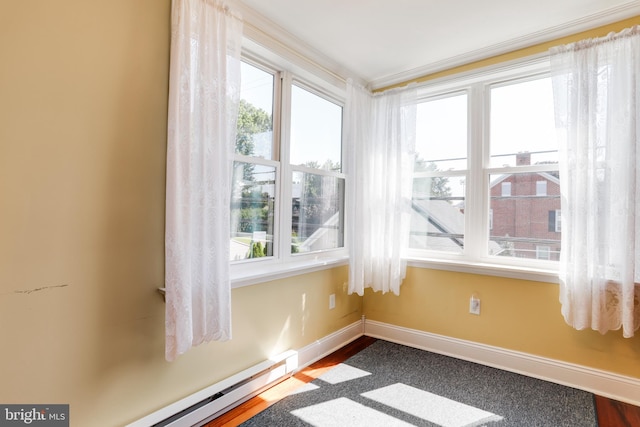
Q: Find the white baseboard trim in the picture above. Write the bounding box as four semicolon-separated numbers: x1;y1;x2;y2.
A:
365;319;640;407
295;318;365;372
128;319;364;426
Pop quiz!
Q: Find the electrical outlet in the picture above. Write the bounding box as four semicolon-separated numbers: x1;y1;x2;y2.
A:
469;296;481;315
329;294;336;310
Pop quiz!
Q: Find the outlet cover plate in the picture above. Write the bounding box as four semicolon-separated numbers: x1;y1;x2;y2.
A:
469;296;480;315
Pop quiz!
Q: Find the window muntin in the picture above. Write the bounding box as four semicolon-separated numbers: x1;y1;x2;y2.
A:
410;93;467;253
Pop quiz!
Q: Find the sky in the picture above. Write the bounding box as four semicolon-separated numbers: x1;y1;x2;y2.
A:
416;77;557;169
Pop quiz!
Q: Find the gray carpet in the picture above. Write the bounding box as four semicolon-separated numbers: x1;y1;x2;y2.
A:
240;339;597;426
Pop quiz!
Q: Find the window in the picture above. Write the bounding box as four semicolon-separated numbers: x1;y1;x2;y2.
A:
231;62;276;261
489;77;560;262
409;63;561;270
290;84;345;253
536;245;551;260
501;182;511;197
410;93;467;254
549;209;561;233
231;60;345;269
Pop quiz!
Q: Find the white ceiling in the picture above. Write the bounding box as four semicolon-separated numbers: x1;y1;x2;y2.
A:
239;0;640;88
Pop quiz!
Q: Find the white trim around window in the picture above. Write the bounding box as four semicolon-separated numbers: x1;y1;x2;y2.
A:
231;40;349;288
407;55;560;282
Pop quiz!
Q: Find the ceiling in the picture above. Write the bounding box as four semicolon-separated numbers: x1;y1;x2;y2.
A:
239;0;640;89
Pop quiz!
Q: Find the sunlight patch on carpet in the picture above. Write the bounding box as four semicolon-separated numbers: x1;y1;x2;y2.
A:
290;397;415;426
362;383;503;427
317;363;372;385
289;382;320;395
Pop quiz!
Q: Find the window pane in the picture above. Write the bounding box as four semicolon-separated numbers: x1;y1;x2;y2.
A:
410;175;465;253
536;180;547;196
415;94;467;171
290;85;342;171
292;172;344;253
237;62;274;159
489;172;561;260
230;162;276;261
490;78;556;167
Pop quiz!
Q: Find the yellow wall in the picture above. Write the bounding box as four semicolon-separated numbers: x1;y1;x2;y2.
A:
0;2;361;426
364;268;640;378
1;2;638;426
366;14;640;381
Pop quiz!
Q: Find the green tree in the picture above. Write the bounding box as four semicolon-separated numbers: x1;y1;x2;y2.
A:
232;100;274;258
414;157;452;199
236;99;272;156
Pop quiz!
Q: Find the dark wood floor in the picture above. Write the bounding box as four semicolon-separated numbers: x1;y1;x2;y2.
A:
206;336;640;427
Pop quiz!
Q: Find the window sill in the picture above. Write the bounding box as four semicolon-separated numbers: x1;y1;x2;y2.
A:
407;257;559;284
158;256;558;300
231;254;349;289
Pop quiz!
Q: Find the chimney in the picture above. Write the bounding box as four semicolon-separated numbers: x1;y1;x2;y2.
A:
516;152;531;166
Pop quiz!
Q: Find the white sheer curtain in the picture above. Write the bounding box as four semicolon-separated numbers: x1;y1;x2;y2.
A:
346;80;417;296
165;0;243;361
550;26;640;338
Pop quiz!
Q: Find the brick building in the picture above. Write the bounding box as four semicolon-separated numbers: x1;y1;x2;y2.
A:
489;152;561;260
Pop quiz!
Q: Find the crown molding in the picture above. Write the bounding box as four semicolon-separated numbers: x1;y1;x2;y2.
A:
369;1;640;90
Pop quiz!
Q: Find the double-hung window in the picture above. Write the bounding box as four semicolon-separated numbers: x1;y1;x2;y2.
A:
289;84;345;254
231;61;277;262
231;58;345;279
409;60;561;273
488;76;560;263
410;92;468;254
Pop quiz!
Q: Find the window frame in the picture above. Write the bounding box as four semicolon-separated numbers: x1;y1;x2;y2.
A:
407;56;560;283
410;90;469;255
230;52;348;287
288;79;347;256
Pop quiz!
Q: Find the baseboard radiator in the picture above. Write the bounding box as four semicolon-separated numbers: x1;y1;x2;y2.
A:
127;350;299;427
